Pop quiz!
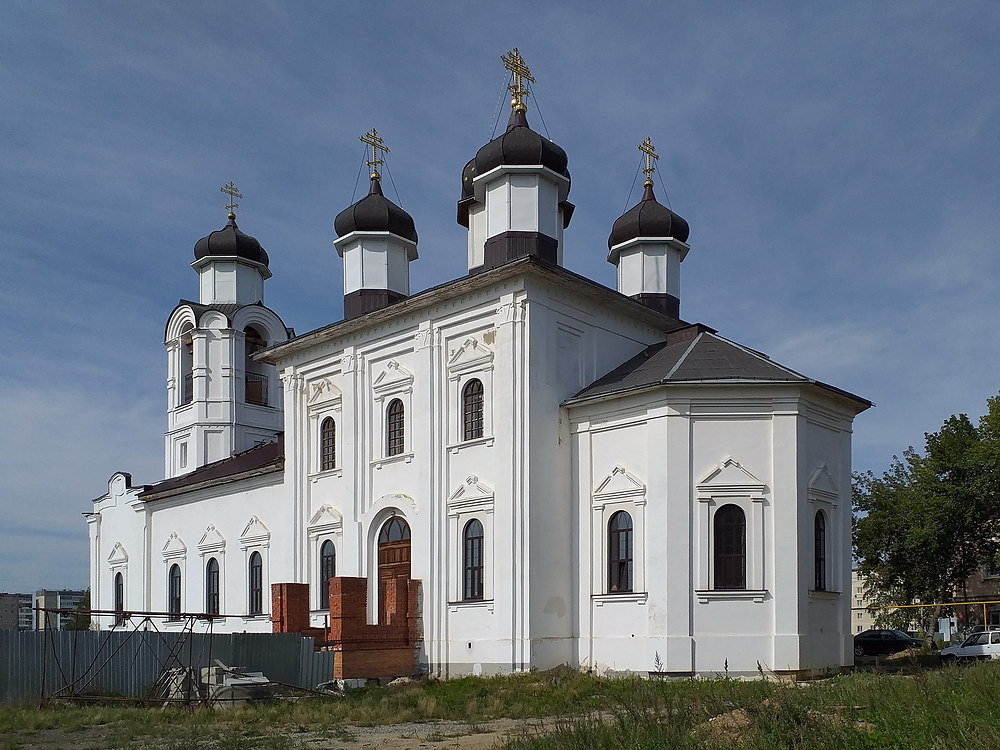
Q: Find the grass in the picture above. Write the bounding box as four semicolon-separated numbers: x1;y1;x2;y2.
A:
1;662;998;748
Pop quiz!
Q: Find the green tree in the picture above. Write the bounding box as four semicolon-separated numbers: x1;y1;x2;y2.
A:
65;588;91;631
854;396;1000;635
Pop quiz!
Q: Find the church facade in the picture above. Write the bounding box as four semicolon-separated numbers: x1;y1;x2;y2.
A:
87;53;869;677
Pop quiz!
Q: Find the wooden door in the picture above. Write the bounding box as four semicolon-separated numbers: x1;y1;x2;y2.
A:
377;517;411;623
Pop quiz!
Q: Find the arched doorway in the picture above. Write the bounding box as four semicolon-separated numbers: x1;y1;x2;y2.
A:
377;516;411;623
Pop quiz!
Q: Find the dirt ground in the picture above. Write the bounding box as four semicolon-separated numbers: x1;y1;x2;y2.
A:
4;716;547;749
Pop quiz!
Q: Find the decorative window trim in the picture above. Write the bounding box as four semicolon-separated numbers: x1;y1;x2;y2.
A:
695;589;768;604
197;525;226;557
197;526;226;616
592;592;647;606
371;360;415;461
240;516;270;618
448;599;495;612
696;457;767;592
446;336;494;376
308;505;344;611
308;388;343;476
447;477;494;602
807;464;840;506
446;337;494;446
591;465;646;596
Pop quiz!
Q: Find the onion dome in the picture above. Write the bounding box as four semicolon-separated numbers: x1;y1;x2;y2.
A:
473;109;570;181
608;182;689;249
194;214;269;266
334;177;418;243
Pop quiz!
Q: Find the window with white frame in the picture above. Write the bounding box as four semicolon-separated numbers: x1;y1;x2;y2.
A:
462;519;484;600
372;359;414;461
240;516;270;617
320;417;336;471
446;336;494;447
608;511;634;593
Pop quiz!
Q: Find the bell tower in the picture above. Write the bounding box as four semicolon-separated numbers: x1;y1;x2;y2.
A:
163;184;290;478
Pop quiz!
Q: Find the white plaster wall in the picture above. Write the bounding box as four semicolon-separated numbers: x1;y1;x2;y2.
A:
616;244;681;298
568;386;861;676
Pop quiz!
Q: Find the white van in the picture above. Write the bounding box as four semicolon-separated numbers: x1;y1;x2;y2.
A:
939;630;1000;663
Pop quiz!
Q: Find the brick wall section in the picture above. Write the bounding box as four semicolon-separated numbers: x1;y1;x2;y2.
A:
271;583;310;634
271;577;421;680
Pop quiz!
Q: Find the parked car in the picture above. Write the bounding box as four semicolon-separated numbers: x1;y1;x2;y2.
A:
853;629;923;657
939;630;1000;663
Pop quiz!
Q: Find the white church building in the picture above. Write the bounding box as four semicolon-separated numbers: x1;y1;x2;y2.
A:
87;52;869;678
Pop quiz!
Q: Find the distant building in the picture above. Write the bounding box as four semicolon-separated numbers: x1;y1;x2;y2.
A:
850;570;877;633
34;590;86;630
0;593;35;631
17;594;33;630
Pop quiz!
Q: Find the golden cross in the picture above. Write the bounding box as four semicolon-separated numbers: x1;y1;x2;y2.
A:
502;48;535;113
360;128;390;181
638;137;659;185
219;181;243;219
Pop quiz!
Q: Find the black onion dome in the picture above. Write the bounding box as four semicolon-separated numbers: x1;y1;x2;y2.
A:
194;216;269;266
608;183;689;249
473;109;570;181
334;178;418;243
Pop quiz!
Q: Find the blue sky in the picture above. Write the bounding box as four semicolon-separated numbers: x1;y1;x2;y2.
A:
2;1;999;593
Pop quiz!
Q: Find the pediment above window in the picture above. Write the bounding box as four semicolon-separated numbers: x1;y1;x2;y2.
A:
447;336;494;375
307;504;343;536
108;542;129;565
372;360;414;396
594;465;646;502
197;524;226;554
240;516;271;548
307;377;343;405
161;532;187;559
447;475;495;514
697;457;767;494
809;464;839;503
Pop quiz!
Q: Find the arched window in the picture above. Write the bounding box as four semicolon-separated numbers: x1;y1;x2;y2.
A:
248;552;263;615
814;510;827;591
386;399;405;456
462;519;485;600
462;379;484;441
319;540;336;609
168;564;182;620
608;511;634;593
179;323;194;405
244;326;268;406
114;572;124;625
320;417;336;471
714;505;746;590
205;558;220;616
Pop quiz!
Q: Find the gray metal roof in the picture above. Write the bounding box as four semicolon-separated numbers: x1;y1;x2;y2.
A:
569;329;870;408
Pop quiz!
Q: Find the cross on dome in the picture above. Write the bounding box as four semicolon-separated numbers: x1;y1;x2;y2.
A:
638;137;659;188
360;128;390;182
219;181;244;220
502;48;535;113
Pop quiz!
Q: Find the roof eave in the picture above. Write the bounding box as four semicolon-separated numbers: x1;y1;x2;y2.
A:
256;257;686;365
563;378;873;411
138;462;283;502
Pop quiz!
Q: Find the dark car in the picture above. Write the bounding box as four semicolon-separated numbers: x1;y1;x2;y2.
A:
853;629;923;657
